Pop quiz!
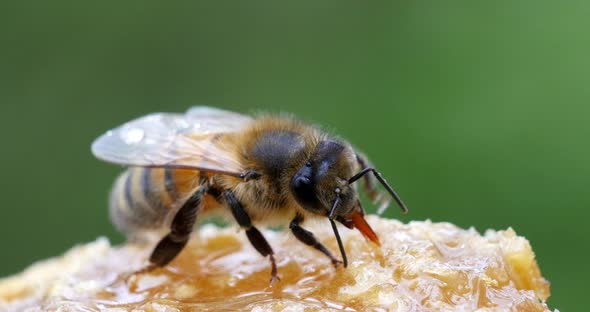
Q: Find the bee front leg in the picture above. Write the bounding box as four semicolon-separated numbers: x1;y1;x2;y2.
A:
289;214;343;268
140;186;207;273
216;188;279;284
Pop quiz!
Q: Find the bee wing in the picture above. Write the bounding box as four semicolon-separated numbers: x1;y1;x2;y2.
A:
91;108;253;175
185;106;253;130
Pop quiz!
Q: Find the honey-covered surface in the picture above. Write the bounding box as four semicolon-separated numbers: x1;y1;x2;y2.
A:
0;216;554;311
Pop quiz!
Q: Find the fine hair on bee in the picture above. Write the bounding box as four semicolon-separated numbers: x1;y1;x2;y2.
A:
92;106;408;282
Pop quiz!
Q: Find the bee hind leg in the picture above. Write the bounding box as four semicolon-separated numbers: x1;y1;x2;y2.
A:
217;188;279;285
289;214;343;268
136;186;207;274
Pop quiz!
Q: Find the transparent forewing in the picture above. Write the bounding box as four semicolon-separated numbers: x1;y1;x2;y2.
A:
91;110;253;175
186;106;253;130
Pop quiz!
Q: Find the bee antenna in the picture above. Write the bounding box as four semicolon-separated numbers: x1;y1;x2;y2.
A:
349;168;408;214
328;189;348;268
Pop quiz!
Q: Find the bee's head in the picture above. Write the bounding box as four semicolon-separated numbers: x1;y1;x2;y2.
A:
290;140;381;267
290;140;356;215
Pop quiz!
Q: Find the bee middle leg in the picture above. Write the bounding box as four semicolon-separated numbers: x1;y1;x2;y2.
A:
140;186;207;272
214;188;279;284
289;214;343;268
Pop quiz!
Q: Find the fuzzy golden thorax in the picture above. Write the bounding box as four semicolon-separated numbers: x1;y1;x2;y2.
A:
216;116;361;223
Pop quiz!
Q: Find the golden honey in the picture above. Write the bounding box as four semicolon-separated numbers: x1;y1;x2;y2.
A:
0;217;554;311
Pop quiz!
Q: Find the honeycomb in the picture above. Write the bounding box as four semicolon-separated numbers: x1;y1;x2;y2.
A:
0;216;554;311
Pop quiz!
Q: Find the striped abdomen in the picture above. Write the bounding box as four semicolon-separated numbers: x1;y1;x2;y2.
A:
109;167;203;238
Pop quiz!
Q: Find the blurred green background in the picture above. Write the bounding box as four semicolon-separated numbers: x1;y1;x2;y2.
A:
0;1;587;310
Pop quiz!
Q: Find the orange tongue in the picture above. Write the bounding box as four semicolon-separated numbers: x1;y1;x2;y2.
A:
349;209;380;246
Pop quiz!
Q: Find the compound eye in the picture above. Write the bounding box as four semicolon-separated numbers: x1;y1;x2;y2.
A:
292;175;313;198
293;175;311;188
291;174;321;211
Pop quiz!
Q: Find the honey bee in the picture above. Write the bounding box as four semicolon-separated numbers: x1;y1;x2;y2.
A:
92;107;408;282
